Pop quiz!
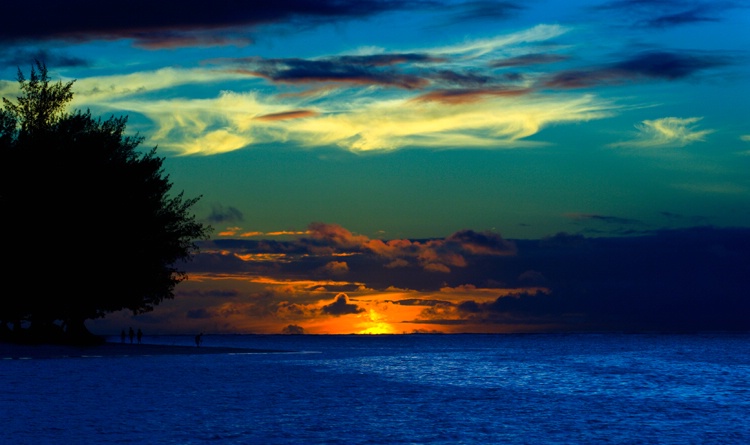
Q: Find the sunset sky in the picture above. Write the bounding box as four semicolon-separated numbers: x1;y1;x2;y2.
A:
2;0;749;335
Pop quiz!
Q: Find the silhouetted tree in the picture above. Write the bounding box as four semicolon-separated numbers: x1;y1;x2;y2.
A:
0;62;211;344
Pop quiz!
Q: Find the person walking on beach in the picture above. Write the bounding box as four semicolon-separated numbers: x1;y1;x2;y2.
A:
120;329;126;343
195;332;203;347
129;327;135;344
137;328;143;344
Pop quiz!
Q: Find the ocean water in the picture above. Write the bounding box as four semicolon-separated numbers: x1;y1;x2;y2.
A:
2;333;749;444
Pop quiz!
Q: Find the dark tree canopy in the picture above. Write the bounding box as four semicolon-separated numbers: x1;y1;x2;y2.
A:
0;62;212;344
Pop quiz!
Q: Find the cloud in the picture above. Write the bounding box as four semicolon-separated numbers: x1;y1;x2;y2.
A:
446;229;517;256
0;49;89;69
564;213;643;225
448;227;750;332
0;0;414;48
254;110;319;121
411;87;531;104
207;204;244;224
544;51;728;89
283;92;612;152
70;67;249;104
96;226;750;334
88;73;612;154
593;0;743;28
323;261;350;276
608;117;714;148
55;24;614;155
443;1;525;23
429;24;569;58
281;324;305;334
236;58;430;89
490;53;569;68
320;293;365;315
302;223;516;273
204;222;518;276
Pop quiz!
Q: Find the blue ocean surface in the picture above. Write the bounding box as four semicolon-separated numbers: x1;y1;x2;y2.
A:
2;333;749;444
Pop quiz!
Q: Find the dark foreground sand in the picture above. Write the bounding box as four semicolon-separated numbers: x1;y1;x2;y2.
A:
0;342;287;360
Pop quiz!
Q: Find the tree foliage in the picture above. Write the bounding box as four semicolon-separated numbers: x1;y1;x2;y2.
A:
0;62;212;344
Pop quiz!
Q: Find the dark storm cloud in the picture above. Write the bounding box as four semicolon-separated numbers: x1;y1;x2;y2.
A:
444;1;525;22
0;49;89;68
207;204;244;224
645;6;721;27
593;0;743;28
544;51;728;89
451;227;750;332
430;70;495;87
336;53;446;67
232;57;430;89
0;0;418;47
659;212;712;226
612;51;728;79
320;293;365;315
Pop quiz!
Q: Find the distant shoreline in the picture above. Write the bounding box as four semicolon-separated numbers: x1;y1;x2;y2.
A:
0;341;289;360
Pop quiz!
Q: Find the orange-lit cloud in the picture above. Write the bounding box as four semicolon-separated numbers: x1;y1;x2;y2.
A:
253;110;319;121
411;87;531;104
90;225;750;335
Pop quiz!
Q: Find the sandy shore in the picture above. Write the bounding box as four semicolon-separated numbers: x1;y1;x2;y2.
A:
0;341;288;360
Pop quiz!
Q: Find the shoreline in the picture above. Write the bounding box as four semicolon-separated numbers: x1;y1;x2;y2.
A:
0;341;289;360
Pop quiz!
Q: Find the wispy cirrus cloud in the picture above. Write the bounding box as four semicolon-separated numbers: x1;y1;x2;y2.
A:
608;116;714;148
253;110;319;121
430;24;569;58
102;77;614;154
36;23;733;155
490;53;569;68
68;67;250;104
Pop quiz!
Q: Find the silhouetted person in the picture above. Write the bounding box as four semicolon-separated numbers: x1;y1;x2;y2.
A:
195;333;203;347
137;328;143;344
120;329;126;343
129;327;135;344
